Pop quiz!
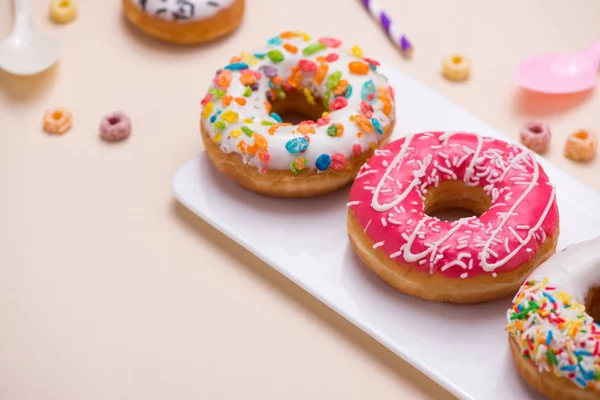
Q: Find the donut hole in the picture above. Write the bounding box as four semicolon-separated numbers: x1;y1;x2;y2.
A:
269;90;325;125
585;287;600;322
423;180;492;222
528;124;543;134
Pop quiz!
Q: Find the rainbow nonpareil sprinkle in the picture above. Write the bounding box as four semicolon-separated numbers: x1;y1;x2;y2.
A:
507;279;600;391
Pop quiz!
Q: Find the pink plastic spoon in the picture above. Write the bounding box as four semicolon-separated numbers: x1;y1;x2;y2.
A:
515;41;600;94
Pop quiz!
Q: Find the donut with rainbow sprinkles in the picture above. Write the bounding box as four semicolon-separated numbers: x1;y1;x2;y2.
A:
200;31;396;197
507;237;600;400
347;131;560;304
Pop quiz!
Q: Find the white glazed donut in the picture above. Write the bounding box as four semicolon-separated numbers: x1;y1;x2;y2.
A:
123;0;244;44
200;31;396;197
507;237;600;400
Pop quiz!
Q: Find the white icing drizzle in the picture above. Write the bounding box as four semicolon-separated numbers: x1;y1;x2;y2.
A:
133;0;235;22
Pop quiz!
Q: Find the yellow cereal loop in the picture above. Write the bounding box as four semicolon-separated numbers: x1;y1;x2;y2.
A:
221;110;239;124
230;130;242;139
442;54;471;82
240;52;258;66
212;133;222;143
50;0;78;24
202;102;213;120
349;45;364;59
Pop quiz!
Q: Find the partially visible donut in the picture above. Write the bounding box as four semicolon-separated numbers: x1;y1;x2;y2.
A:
507;237;600;400
200;32;396;197
123;0;244;44
347;131;559;303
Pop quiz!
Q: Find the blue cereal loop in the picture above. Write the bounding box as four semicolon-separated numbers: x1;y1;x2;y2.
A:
371;118;383;134
361;79;377;104
271;112;283;123
345;84;353;98
224;62;249;71
285;137;309;153
315;154;331;171
210;115;217;123
267;36;283;46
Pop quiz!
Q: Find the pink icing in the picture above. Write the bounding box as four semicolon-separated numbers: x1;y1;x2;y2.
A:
348;131;559;279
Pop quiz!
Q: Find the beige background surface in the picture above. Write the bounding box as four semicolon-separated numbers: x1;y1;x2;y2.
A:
1;1;599;399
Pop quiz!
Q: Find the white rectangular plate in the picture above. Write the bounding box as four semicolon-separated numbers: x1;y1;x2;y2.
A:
172;64;600;400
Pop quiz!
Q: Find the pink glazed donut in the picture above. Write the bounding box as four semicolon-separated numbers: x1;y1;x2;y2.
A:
346;131;560;304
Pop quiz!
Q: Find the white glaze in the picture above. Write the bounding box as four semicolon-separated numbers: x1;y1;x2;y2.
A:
528;237;600;303
132;0;235;22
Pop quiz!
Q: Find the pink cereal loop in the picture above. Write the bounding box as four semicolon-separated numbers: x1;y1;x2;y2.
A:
348;131;559;279
519;121;551;153
100;112;131;142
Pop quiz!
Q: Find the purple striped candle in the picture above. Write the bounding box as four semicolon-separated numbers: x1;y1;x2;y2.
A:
360;0;413;57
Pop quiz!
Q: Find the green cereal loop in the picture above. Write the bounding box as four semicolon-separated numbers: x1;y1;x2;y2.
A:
241;126;253;137
302;43;326;56
323;89;331;110
326;71;342;90
267;50;284;63
243;86;252;97
327;124;338;137
214;120;227;130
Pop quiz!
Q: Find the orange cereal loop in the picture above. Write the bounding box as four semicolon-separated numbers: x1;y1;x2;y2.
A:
235;97;247;106
283;43;298;53
246;145;257;155
230;56;242;63
349;61;370;75
354;115;374;133
272;76;283;85
216;70;233;88
43;106;73;134
564;129;597;162
240;73;257;86
280;31;295;39
236;140;247;153
264;101;272;114
298;124;316;135
333;80;349;95
313;64;329;85
254;133;268;149
221;95;233;107
382;101;392;117
268;124;280;135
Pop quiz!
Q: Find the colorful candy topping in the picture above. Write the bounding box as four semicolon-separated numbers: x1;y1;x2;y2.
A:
442;54;471;82
507;278;600;390
43;106;73;134
200;31;396;174
564;129;597;162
